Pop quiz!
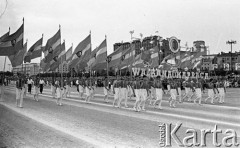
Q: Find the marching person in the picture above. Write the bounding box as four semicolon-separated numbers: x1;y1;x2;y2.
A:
193;78;203;105
27;77;33;94
177;79;182;103
218;79;226;103
153;77;165;110
39;78;45;94
51;78;56;99
90;78;95;101
65;78;72;98
132;78;141;112
62;79;67;98
127;79;134;101
79;78;85;99
169;79;179;108
204;79;216;104
85;79;91;103
112;77;120;107
16;75;25;108
103;78;109;103
139;77;149;111
33;77;40;101
118;77;128;108
55;80;63;106
148;78;156;106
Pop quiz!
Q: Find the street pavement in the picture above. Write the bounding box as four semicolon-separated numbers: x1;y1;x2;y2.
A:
0;84;240;148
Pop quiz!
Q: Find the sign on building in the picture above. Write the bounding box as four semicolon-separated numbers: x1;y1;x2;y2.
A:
210;64;218;70
223;63;229;71
235;63;240;70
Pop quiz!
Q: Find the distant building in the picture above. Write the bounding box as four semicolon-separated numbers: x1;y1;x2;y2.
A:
215;51;240;71
113;35;180;64
201;54;217;71
12;63;40;76
57;63;69;73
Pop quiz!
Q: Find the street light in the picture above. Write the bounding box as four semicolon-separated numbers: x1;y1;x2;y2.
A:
226;40;237;72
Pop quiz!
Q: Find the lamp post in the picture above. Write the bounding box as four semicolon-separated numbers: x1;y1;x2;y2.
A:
226;40;237;72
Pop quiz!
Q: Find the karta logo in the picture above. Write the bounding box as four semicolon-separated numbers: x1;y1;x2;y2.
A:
159;123;239;147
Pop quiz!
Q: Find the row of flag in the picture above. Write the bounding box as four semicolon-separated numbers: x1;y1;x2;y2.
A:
0;20;163;73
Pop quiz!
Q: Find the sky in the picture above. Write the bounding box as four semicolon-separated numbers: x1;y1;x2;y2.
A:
0;0;240;71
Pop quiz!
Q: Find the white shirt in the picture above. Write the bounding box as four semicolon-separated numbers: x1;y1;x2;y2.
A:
27;79;33;84
39;80;45;84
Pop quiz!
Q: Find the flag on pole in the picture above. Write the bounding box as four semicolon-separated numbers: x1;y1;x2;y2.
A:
108;46;123;69
86;46;99;71
133;45;159;68
50;42;66;71
92;39;107;70
0;23;24;56
8;42;27;67
44;29;61;63
0;31;9;42
69;34;91;71
66;46;72;62
24;37;43;63
119;44;135;69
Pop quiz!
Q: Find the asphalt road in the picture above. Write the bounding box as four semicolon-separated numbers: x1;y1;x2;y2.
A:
0;84;240;148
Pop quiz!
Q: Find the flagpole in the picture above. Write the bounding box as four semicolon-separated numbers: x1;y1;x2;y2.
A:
59;25;63;86
39;33;43;78
105;35;109;84
70;43;73;79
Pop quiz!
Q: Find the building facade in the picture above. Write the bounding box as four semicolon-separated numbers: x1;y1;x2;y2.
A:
12;63;40;76
215;52;240;71
201;54;217;71
113;35;178;64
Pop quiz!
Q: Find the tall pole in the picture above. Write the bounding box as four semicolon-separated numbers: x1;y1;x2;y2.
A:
105;35;109;84
129;30;134;80
226;40;237;72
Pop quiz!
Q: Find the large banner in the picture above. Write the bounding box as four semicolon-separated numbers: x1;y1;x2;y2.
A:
132;67;209;79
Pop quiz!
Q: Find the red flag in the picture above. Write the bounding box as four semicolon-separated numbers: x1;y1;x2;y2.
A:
0;23;24;56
